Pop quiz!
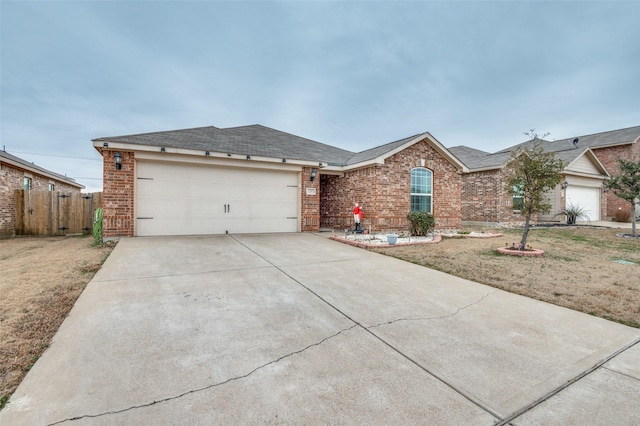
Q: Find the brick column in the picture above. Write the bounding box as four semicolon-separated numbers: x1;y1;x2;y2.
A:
301;167;320;231
101;149;135;237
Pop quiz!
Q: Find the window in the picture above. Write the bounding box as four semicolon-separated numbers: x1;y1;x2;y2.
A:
23;177;31;190
512;183;524;211
48;183;55;191
410;168;432;213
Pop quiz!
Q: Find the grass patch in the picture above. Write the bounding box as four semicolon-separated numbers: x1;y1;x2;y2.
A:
373;226;640;328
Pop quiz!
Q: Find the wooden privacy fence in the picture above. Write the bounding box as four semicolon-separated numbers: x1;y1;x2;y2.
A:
15;190;103;236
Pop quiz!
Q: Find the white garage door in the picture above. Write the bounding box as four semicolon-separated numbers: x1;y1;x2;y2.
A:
566;186;600;221
136;161;299;236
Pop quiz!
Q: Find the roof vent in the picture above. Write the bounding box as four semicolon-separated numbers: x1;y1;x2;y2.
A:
572;138;579;148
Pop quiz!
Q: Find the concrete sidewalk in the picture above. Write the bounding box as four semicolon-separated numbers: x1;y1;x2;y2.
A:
2;234;639;425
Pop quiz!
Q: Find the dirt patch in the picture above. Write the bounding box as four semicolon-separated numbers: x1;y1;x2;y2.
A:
0;236;115;409
371;226;640;328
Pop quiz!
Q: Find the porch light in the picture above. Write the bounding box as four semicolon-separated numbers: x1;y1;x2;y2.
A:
161;147;166;153
310;168;317;182
561;181;569;190
205;151;210;156
246;155;251;160
114;152;122;170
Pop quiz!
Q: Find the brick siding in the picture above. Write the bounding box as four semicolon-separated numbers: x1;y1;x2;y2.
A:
592;143;639;220
101;149;135;237
1;161;81;238
460;169;527;224
320;140;462;233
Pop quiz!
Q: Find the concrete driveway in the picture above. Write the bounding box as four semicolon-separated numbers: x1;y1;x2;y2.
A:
2;233;639;425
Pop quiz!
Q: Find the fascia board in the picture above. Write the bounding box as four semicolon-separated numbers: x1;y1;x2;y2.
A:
465;165;503;173
562;171;607;180
134;151;304;172
1;157;84;188
584;148;610;176
94;141;321;168
342;158;385;171
318;169;345;176
424;132;470;173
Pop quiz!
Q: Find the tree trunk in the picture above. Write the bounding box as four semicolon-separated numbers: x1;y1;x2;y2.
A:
520;215;531;249
632;200;637;237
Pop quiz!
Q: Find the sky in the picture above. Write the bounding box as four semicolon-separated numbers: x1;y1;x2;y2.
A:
2;1;639;192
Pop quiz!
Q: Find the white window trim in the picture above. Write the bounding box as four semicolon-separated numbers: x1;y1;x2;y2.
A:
410;167;433;213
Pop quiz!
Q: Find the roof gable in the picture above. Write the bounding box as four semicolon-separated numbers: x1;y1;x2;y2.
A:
345;133;469;172
563;148;609;177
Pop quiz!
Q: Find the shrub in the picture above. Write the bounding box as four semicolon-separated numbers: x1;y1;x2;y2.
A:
615;209;631;223
407;211;435;236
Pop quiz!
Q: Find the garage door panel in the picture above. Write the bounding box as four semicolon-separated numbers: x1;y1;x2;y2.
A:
566;186;600;221
136;161;298;236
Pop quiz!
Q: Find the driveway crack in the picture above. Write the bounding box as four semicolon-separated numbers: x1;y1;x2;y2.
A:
46;324;358;425
368;289;499;329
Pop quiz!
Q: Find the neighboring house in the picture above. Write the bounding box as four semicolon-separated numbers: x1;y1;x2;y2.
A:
93;125;468;238
450;125;640;225
0;150;84;239
548;126;640;221
450;142;609;224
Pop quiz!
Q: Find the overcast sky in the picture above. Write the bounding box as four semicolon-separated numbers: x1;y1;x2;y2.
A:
2;1;639;192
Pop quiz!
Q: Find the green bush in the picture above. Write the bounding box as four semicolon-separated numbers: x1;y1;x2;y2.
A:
406;211;435;236
93;208;103;246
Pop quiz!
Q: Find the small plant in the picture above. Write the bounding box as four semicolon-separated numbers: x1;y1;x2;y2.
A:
406;211;435;236
554;203;590;225
93;208;103;246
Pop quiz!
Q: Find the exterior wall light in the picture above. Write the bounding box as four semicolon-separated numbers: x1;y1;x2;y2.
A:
310;168;317;182
114;152;122;170
561;181;569;190
161;147;166;153
246;155;251;160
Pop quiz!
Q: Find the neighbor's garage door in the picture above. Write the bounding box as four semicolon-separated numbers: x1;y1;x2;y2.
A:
136;161;299;236
566;186;600;221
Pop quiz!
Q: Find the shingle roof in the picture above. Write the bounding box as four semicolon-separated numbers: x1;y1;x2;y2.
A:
223;124;354;164
448;146;511;170
551;125;640;150
94;126;273;157
495;125;640;154
94;125;430;166
0;150;84;188
453;125;640;171
344;134;422;165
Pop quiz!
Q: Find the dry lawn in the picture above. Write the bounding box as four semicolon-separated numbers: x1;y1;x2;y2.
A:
0;236;115;409
372;226;640;328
